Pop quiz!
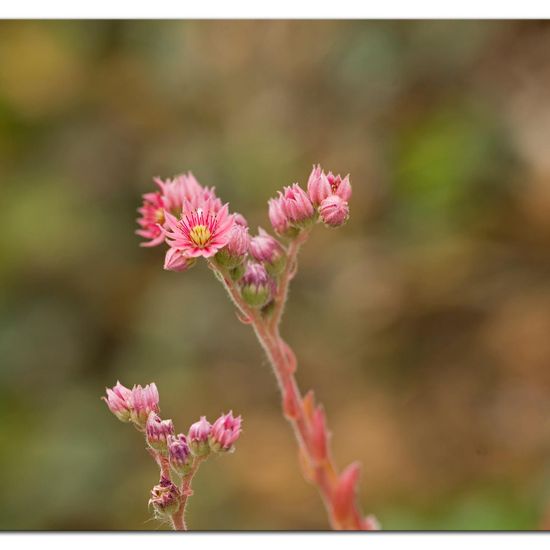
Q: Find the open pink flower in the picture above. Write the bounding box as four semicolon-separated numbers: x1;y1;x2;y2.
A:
136;190;167;247
137;173;223;247
163;202;235;259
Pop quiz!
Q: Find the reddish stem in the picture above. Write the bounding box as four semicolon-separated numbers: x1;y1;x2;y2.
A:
210;235;372;530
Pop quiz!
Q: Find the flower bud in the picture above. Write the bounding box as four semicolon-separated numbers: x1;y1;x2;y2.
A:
233;212;248;227
209;411;242;452
239;262;272;308
103;381;133;422
168;433;193;475
146;412;175;453
215;223;249;269
188;416;212;456
307;164;331;206
281;184;315;227
319;195;349;228
268;196;291;236
129;383;160;428
249;228;286;277
164;247;196;272
149;476;180;517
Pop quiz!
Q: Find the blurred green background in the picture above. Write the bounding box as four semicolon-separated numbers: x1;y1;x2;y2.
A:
1;20;550;530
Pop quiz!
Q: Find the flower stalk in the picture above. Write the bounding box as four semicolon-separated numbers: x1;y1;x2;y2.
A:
135;164;378;530
103;381;242;530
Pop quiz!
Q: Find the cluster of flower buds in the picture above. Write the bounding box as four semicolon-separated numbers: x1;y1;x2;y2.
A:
104;382;243;527
103;381;159;429
307;165;351;228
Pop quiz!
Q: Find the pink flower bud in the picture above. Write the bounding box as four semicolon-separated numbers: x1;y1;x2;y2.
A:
268;195;291;236
209;411;242;452
168;433;192;475
318;195;349;228
129;383;160;427
249;228;286;276
149;476;180;517
215;223;250;269
164;247;196;272
188;416;212;456
332;462;361;525
326;172;352;202
239;262;272;308
103;381;133;422
281;183;315;227
146;412;175;452
233;212;249;227
307;164;331;206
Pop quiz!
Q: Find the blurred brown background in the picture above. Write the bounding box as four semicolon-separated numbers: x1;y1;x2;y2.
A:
1;20;550;530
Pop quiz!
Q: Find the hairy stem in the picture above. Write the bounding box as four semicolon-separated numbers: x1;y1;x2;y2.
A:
211;240;370;530
170;456;206;531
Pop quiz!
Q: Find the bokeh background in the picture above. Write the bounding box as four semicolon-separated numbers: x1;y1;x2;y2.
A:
1;20;550;530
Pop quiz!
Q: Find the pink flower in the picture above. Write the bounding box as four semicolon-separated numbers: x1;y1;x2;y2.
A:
149;476;180;516
156;172;223;215
137;173;224;248
306;165;352;206
129;383;160;427
146;412;175;452
163;203;235;259
268;195;290;236
280;183;315;226
164;248;196;272
240;262;272;308
103;381;133;422
249;228;286;276
136;190;167;247
319;195;350;228
188;416;212;456
209;411;242;452
168;434;192;475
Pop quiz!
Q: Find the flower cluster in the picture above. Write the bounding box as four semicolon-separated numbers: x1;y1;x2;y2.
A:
103;381;242;529
137;165;351;313
133;164;377;531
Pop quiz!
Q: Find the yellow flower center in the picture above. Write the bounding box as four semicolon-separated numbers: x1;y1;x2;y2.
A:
154;209;165;224
189;225;211;248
